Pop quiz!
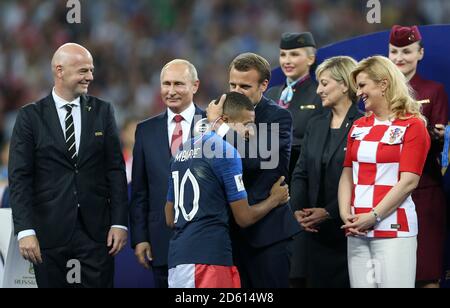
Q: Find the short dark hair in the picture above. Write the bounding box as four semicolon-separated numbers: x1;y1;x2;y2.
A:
222;92;254;120
229;53;271;84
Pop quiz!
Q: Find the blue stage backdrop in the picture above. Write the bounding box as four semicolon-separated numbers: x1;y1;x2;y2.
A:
269;24;450;288
114;240;155;288
270;24;450;109
114;186;154;288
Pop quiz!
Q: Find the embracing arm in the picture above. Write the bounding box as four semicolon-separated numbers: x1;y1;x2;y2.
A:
230;177;289;228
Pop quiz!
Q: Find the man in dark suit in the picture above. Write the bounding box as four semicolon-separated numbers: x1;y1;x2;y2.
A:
8;43;128;288
208;53;300;288
130;59;205;288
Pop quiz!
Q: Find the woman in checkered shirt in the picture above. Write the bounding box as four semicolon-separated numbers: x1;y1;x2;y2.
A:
338;56;430;288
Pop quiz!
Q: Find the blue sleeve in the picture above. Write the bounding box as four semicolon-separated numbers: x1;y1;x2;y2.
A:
211;141;247;203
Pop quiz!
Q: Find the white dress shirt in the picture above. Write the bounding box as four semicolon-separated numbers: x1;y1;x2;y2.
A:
167;103;196;145
18;90;127;241
53;88;82;153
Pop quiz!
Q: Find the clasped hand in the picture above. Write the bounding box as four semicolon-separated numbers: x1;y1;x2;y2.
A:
340;213;377;236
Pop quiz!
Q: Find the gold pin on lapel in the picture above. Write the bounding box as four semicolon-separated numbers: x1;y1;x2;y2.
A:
95;132;103;137
86;106;92;111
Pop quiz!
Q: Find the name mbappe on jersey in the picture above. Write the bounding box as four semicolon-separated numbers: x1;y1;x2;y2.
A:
167;132;247;268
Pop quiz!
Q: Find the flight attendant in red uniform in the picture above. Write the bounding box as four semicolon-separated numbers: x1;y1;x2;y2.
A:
389;25;449;288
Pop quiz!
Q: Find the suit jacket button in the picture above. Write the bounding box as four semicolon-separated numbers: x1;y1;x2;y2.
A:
74;191;77;196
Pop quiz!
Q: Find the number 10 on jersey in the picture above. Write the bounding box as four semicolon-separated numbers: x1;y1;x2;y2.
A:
172;170;200;223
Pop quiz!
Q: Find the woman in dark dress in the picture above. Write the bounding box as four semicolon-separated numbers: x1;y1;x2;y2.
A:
291;56;362;288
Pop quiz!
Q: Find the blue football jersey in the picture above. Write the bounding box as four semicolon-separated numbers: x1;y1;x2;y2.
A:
167;132;247;268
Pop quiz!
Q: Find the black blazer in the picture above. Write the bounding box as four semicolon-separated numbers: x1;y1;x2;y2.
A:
266;77;323;147
291;104;363;223
227;96;300;248
9;94;128;249
130;106;205;267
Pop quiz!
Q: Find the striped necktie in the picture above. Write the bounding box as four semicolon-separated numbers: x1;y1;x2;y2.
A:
64;104;77;164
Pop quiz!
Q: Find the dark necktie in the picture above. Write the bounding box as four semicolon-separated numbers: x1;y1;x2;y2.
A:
171;115;184;156
64;104;77;164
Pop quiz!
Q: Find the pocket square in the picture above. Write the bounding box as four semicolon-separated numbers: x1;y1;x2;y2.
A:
95;132;103;137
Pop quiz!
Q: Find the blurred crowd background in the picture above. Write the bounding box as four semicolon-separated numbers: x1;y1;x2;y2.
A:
1;0;450;154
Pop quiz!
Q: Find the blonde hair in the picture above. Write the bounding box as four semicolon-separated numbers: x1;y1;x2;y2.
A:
351;55;425;122
304;47;317;57
316;56;358;102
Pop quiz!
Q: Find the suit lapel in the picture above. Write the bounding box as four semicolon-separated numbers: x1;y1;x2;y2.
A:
158;111;171;159
326;104;359;166
314;113;331;172
44;95;73;162
273;85;283;101
188;106;206;139
255;96;270;122
78;95;93;164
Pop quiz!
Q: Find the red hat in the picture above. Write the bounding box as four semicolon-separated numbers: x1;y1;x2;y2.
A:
389;25;422;47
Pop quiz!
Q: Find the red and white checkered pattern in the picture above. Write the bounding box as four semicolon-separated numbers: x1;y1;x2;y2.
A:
169;264;241;288
344;114;430;238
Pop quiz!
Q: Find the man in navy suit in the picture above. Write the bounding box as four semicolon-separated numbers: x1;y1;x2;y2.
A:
9;43;128;288
130;59;205;288
208;53;300;288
